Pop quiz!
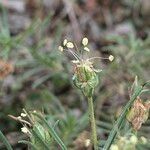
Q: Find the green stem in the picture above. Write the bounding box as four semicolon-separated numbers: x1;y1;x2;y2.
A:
88;97;98;150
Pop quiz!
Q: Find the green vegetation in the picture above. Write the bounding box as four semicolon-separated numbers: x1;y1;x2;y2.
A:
0;1;149;150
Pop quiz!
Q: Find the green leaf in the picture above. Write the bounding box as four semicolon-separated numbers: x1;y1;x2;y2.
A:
33;113;67;150
32;128;50;150
102;84;143;150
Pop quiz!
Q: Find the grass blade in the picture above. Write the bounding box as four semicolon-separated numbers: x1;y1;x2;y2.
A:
33;113;67;150
0;130;13;150
32;128;50;150
102;85;143;150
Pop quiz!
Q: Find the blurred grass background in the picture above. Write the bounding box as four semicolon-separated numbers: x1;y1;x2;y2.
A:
0;0;149;149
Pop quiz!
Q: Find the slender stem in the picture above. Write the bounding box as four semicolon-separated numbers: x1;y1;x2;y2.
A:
87;97;98;150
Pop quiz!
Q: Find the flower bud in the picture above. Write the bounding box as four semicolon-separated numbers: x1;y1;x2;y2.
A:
72;60;99;97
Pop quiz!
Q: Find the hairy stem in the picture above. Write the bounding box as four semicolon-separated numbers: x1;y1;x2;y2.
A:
88;97;98;150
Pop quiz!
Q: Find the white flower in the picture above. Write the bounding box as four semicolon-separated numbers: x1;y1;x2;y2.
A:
110;144;119;150
82;37;88;46
21;127;29;134
66;42;74;48
63;39;68;46
21;113;27;117
58;46;64;52
109;55;114;61
84;47;90;52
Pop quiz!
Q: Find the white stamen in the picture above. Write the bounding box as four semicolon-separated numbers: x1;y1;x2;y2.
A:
21;113;27;117
66;42;74;48
66;49;81;60
21;127;29;134
82;37;88;46
109;55;114;61
88;56;109;61
71;60;80;64
17;116;21;119
58;46;64;52
94;69;102;73
63;39;68;46
84;47;90;52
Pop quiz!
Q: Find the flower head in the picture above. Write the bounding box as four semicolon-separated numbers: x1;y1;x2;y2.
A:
58;37;114;97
